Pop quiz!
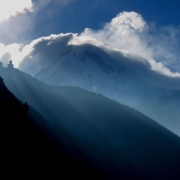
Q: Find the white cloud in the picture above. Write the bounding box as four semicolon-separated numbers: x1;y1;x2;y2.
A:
71;12;152;59
0;0;33;22
69;11;180;77
0;43;23;67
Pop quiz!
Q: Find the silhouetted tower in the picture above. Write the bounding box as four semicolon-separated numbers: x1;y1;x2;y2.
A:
0;62;3;68
7;60;14;69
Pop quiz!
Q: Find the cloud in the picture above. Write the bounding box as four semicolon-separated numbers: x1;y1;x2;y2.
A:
70;12;152;58
0;0;33;22
19;33;74;74
70;11;180;77
0;43;23;67
0;0;34;44
0;0;78;44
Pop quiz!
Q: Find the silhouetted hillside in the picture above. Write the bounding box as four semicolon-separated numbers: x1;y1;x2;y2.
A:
0;76;106;179
0;69;180;179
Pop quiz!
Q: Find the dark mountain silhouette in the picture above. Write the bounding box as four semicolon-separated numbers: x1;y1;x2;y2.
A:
0;76;106;179
0;69;180;179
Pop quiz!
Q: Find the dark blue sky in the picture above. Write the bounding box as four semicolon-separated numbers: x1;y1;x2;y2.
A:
32;0;180;37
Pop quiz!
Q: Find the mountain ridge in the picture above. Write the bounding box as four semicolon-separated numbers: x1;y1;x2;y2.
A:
0;68;180;179
19;43;180;135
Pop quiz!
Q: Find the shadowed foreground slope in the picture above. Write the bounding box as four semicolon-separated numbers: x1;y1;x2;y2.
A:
0;69;180;179
0;77;105;179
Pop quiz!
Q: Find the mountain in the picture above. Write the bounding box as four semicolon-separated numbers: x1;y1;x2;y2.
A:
0;68;180;179
20;43;180;135
0;76;84;178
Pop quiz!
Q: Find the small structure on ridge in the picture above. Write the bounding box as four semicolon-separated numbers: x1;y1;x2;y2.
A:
7;60;14;69
0;62;3;68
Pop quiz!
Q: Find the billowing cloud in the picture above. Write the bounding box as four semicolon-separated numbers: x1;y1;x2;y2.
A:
19;33;74;74
0;0;33;22
70;11;180;77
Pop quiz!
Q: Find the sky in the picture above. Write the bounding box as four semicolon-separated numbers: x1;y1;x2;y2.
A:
0;0;180;77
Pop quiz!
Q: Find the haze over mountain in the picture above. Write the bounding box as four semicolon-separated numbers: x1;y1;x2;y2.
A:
1;68;180;179
18;38;180;136
19;33;180;91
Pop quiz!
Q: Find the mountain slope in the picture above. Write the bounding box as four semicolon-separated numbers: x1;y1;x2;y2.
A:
0;76;106;179
0;69;180;179
23;43;180;135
